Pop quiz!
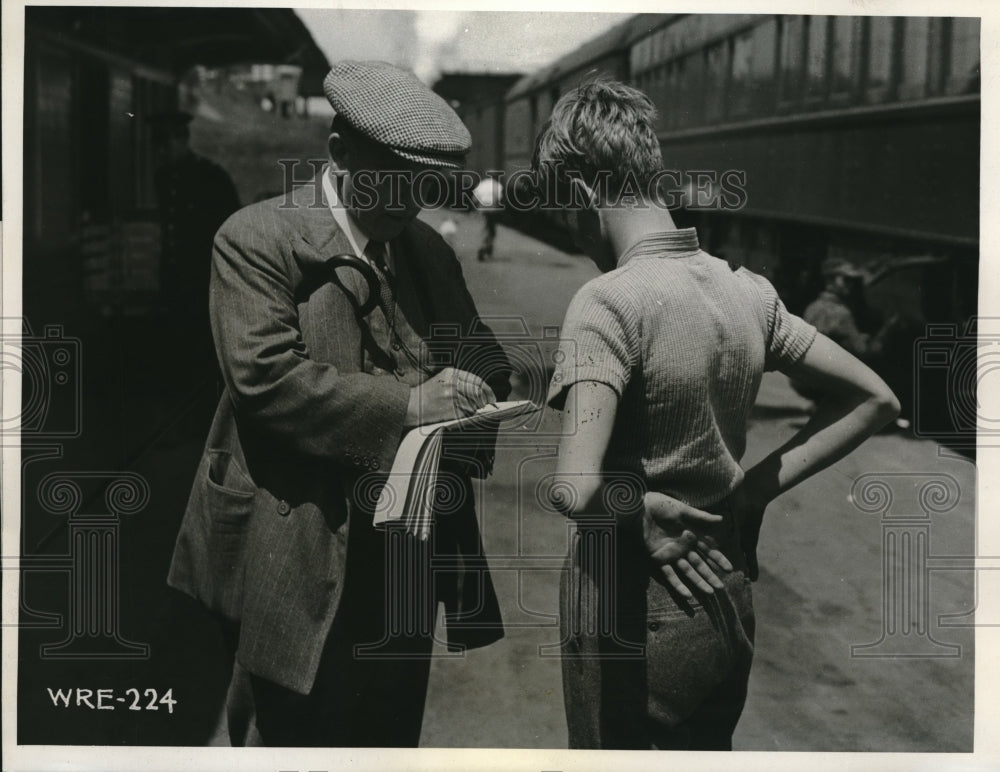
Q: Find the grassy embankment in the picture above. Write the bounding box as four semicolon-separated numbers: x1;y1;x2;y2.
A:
188;80;331;207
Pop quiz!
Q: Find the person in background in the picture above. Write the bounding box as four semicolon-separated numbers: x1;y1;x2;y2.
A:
149;110;241;435
534;80;900;750
439;215;458;248
803;257;899;362
472;174;503;261
796;256;908;426
150;110;240;329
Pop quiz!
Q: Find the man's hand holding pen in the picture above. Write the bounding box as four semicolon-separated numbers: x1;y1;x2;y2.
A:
404;367;497;427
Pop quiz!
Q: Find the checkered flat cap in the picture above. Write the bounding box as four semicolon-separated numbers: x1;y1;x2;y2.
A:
324;60;471;169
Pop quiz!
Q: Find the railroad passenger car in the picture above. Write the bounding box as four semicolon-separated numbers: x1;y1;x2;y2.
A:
500;13;980;436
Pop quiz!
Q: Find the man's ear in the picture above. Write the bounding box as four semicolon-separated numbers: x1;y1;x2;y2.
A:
328;132;349;170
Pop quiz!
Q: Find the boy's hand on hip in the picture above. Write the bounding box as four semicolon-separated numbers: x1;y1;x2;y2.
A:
638;492;733;599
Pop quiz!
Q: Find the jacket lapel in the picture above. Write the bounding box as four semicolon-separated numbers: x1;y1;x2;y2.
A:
291;174;378;313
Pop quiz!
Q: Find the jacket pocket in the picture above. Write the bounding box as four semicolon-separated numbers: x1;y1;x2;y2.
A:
201;450;255;620
205;450;255;529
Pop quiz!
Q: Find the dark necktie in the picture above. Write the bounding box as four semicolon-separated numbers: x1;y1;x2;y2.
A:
364;240;395;322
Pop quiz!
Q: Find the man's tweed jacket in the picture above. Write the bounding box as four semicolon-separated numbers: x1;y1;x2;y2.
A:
167;177;510;695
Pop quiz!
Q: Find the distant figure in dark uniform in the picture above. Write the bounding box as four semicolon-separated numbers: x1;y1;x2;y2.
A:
150;111;240;339
802;257;897;357
794;257;906;425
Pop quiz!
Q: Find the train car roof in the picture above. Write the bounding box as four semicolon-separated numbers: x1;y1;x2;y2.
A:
506;13;678;101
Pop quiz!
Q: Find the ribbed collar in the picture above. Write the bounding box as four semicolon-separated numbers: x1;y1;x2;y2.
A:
618;228;700;267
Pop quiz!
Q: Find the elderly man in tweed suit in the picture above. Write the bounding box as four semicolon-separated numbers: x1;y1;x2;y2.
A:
168;61;511;747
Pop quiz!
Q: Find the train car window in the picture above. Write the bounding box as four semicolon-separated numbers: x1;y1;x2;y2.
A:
665;23;680;59
689;15;706;44
704;41;730;122
680;52;704;127
134;76;172;211
77;56;112;224
779;15;805;107
899;17;930;100
655;28;667;65
830;16;859;99
668;58;687;129
664;61;679;129
674;16;698;53
752;18;778;80
805;15;829;102
745;18;778;117
634;37;645;75
133;77;152;209
730;30;754;117
865;16;894;102
504;98;530;159
31;43;77;246
108;67;133;214
946;17;980;95
707;14;739;38
639;35;653;73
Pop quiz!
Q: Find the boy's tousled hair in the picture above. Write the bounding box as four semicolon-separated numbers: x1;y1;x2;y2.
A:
532;78;663;202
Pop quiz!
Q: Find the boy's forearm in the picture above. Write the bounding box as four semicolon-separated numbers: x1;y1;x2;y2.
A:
745;392;899;506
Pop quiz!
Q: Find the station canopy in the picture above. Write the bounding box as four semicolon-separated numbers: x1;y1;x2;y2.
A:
28;6;331;94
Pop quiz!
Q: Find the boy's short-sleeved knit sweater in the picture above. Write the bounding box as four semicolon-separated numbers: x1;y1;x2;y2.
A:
548;228;817;508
